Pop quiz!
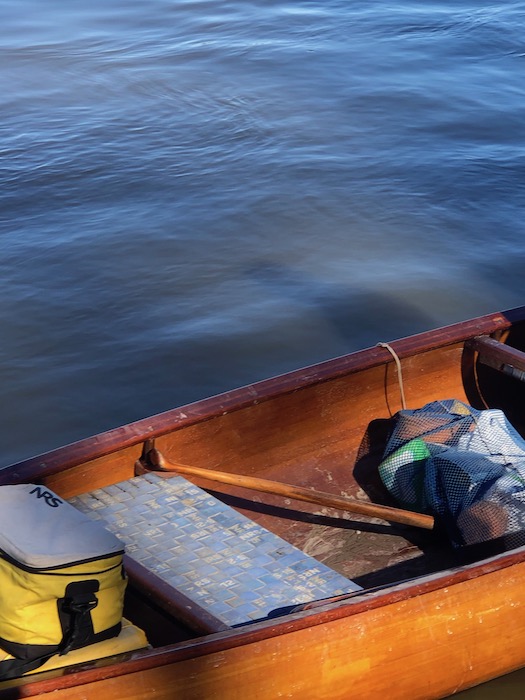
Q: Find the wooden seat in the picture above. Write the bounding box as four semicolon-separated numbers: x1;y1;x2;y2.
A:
69;473;360;634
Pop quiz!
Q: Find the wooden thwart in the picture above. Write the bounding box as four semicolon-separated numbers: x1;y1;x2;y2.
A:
467;335;525;382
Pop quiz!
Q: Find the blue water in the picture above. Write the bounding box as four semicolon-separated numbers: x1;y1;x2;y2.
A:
3;1;525;456
2;1;525;693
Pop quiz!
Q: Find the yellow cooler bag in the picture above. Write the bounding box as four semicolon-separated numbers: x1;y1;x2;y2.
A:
0;484;126;680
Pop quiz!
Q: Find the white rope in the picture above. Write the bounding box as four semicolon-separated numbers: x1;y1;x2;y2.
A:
377;342;407;410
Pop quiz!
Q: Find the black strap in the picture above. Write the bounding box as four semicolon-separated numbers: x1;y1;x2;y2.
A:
0;650;60;680
58;580;99;655
0;580;100;680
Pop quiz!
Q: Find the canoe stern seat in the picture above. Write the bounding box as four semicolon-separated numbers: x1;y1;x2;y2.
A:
69;473;360;628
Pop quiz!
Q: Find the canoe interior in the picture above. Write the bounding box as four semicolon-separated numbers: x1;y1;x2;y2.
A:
30;313;525;644
4;308;525;695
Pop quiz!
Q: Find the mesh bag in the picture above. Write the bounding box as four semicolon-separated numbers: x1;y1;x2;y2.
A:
378;399;525;547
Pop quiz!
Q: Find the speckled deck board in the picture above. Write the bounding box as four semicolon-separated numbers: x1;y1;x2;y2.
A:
70;472;360;627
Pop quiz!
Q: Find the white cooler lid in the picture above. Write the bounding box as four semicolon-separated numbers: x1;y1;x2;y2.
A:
0;484;124;569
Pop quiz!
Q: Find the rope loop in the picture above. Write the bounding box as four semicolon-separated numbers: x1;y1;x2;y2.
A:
377;342;407;410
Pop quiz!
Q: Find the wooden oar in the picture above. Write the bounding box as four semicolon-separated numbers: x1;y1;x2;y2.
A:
148;451;434;530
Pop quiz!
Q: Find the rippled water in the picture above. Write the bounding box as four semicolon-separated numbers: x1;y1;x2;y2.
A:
2;2;525;691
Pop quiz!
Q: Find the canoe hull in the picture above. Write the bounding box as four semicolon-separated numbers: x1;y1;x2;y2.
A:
4;306;525;698
13;548;525;699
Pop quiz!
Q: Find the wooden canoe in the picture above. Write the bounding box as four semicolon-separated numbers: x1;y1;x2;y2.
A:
3;305;525;699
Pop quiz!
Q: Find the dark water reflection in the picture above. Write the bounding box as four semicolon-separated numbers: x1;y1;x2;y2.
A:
455;668;525;698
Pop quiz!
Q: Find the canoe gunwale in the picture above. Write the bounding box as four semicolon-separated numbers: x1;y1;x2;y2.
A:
0;309;513;485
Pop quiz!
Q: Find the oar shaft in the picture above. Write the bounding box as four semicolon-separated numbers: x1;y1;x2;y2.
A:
158;458;434;530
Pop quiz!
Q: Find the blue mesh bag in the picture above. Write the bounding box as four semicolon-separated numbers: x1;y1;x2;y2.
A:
378;400;525;547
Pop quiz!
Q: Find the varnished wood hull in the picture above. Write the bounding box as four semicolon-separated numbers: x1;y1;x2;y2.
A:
3;306;525;699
